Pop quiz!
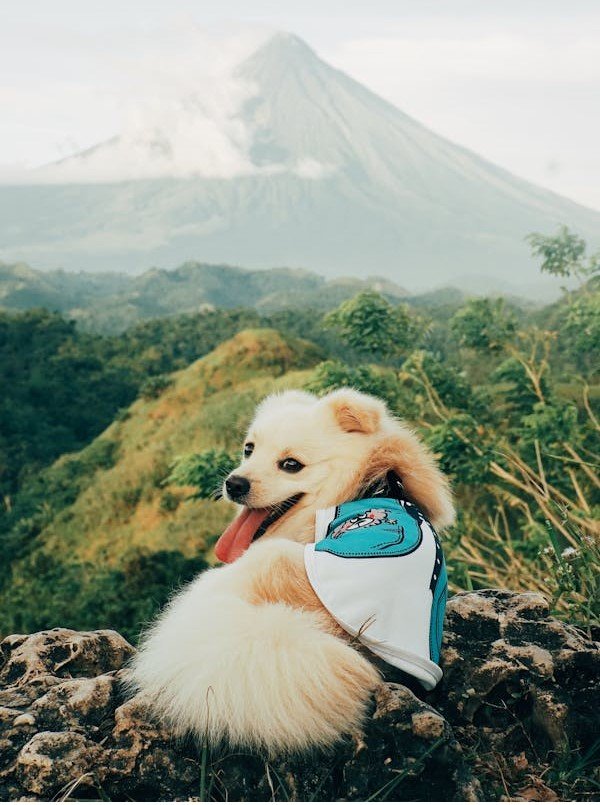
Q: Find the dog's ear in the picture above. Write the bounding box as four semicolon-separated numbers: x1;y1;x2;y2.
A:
364;424;456;529
324;389;385;434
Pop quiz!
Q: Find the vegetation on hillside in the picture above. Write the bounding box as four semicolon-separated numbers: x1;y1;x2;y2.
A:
0;260;407;333
0;228;598;644
0;306;344;506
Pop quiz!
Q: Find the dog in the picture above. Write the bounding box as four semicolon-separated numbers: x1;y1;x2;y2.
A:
130;388;454;753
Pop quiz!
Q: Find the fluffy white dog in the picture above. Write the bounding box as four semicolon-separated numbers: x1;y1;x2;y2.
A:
130;388;454;753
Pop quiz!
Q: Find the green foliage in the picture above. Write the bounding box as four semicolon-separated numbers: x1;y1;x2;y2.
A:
491;356;546;412
0;309;136;501
540;505;600;636
527;225;599;281
165;449;237;499
0;437;120;584
1;228;599;645
425;415;494;485
324;291;423;361
159;490;181;513
519;401;578;449
0;260;407;333
559;294;600;370
140;374;173;399
0;550;208;643
450;297;516;352
0;307;324;505
306;360;412;413
118;308;262;373
402;351;482;413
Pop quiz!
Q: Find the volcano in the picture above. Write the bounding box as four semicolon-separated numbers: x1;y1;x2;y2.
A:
1;32;598;291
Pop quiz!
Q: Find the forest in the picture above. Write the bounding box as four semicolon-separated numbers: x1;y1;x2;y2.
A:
0;227;598;644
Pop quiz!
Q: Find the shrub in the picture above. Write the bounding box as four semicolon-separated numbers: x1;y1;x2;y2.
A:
159;490;180;513
140;374;173;400
306;360;410;413
164;449;236;500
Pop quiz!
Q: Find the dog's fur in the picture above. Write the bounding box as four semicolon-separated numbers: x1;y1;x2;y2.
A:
130;388;454;753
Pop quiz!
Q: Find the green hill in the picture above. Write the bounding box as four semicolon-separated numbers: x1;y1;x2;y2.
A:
0;260;408;333
0;329;321;640
1;277;596;646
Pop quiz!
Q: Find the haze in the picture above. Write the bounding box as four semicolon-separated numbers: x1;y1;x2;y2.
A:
1;0;599;210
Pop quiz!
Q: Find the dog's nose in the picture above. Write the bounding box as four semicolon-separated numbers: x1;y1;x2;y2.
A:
225;474;251;501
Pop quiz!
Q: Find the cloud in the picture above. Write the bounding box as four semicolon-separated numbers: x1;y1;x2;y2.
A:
3;25;332;184
24;27;265;182
293;157;335;179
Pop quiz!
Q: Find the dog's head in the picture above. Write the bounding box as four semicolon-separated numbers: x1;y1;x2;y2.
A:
215;388;455;562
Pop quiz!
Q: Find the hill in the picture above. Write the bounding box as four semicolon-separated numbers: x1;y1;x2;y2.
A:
0;329;321;640
1;277;597;647
1;33;599;292
0;260;407;332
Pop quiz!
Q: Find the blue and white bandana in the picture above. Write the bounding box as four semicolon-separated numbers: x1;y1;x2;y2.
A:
304;496;447;690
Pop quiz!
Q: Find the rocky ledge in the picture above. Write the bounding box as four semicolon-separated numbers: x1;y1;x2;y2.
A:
0;590;598;801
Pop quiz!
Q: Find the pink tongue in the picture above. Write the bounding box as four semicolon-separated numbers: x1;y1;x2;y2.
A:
214;507;270;563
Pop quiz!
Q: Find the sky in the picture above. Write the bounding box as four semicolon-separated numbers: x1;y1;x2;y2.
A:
1;0;599;210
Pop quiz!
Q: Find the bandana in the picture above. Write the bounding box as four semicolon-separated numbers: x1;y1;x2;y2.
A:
304;495;447;690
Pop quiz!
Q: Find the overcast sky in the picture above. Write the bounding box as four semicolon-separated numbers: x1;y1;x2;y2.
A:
2;0;599;210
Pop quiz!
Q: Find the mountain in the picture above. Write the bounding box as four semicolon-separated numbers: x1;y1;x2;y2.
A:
1;32;599;292
0;260;407;332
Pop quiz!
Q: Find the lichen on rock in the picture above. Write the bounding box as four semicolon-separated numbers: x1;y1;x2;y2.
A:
0;591;598;801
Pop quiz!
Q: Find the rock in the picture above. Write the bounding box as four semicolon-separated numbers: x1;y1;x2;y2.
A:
0;629;134;687
14;731;103;797
0;592;598;801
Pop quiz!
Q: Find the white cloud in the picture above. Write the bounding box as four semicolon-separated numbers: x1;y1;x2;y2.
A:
37;81;261;182
14;27;265;182
2;25;332;184
1;13;598;206
293;157;335;179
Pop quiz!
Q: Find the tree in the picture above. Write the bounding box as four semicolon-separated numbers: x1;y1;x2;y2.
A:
450;298;516;353
164;449;236;499
306;359;414;415
324;291;423;362
559;295;600;371
527;225;599;284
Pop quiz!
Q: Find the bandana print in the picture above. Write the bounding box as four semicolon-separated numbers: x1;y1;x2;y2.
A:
316;498;424;558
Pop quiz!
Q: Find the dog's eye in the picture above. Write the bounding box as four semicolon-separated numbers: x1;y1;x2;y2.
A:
243;442;254;458
278;458;304;473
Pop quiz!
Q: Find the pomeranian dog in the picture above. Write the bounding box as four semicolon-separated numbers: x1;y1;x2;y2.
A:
130;388;454;753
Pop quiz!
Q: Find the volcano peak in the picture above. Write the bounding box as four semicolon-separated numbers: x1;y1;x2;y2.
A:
1;30;599;292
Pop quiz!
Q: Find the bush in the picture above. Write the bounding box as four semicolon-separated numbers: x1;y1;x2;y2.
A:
306;360;409;413
0;549;209;644
324;291;424;361
139;374;173;400
164;449;236;499
451;298;516;353
159;490;180;513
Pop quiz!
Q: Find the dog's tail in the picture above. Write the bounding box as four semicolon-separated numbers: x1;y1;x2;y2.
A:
128;569;379;753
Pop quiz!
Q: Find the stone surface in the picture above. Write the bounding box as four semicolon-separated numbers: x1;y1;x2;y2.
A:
0;591;598;801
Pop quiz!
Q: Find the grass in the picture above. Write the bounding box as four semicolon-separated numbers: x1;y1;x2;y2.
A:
199;739;209;802
365;737;446;802
544;739;600;799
